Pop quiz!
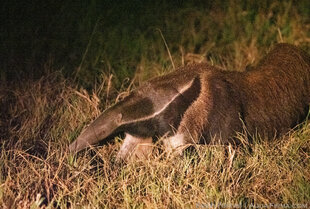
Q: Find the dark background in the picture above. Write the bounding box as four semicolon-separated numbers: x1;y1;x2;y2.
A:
1;0;309;88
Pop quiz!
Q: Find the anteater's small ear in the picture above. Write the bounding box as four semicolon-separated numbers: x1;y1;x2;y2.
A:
116;113;122;124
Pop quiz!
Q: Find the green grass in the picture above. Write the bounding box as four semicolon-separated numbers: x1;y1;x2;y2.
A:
1;0;310;208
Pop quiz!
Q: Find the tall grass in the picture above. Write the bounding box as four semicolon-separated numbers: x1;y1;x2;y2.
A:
0;75;309;208
1;62;309;208
1;0;310;208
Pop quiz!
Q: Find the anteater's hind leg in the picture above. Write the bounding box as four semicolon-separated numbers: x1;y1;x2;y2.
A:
116;133;153;162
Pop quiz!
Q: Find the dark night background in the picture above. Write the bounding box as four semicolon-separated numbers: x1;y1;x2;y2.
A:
2;0;189;82
2;0;308;89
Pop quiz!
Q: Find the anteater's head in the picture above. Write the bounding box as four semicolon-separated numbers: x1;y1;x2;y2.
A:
69;106;123;153
68;91;155;153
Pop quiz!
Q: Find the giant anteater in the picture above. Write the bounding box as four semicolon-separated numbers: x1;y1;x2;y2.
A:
69;43;310;160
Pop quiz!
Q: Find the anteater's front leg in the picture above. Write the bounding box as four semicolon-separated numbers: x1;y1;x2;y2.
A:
116;133;153;162
164;73;211;155
164;95;211;155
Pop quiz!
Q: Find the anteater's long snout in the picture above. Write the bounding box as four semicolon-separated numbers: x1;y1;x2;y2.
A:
69;125;99;153
69;109;123;153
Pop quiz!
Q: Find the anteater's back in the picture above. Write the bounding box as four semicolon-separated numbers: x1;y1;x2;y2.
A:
241;43;310;138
